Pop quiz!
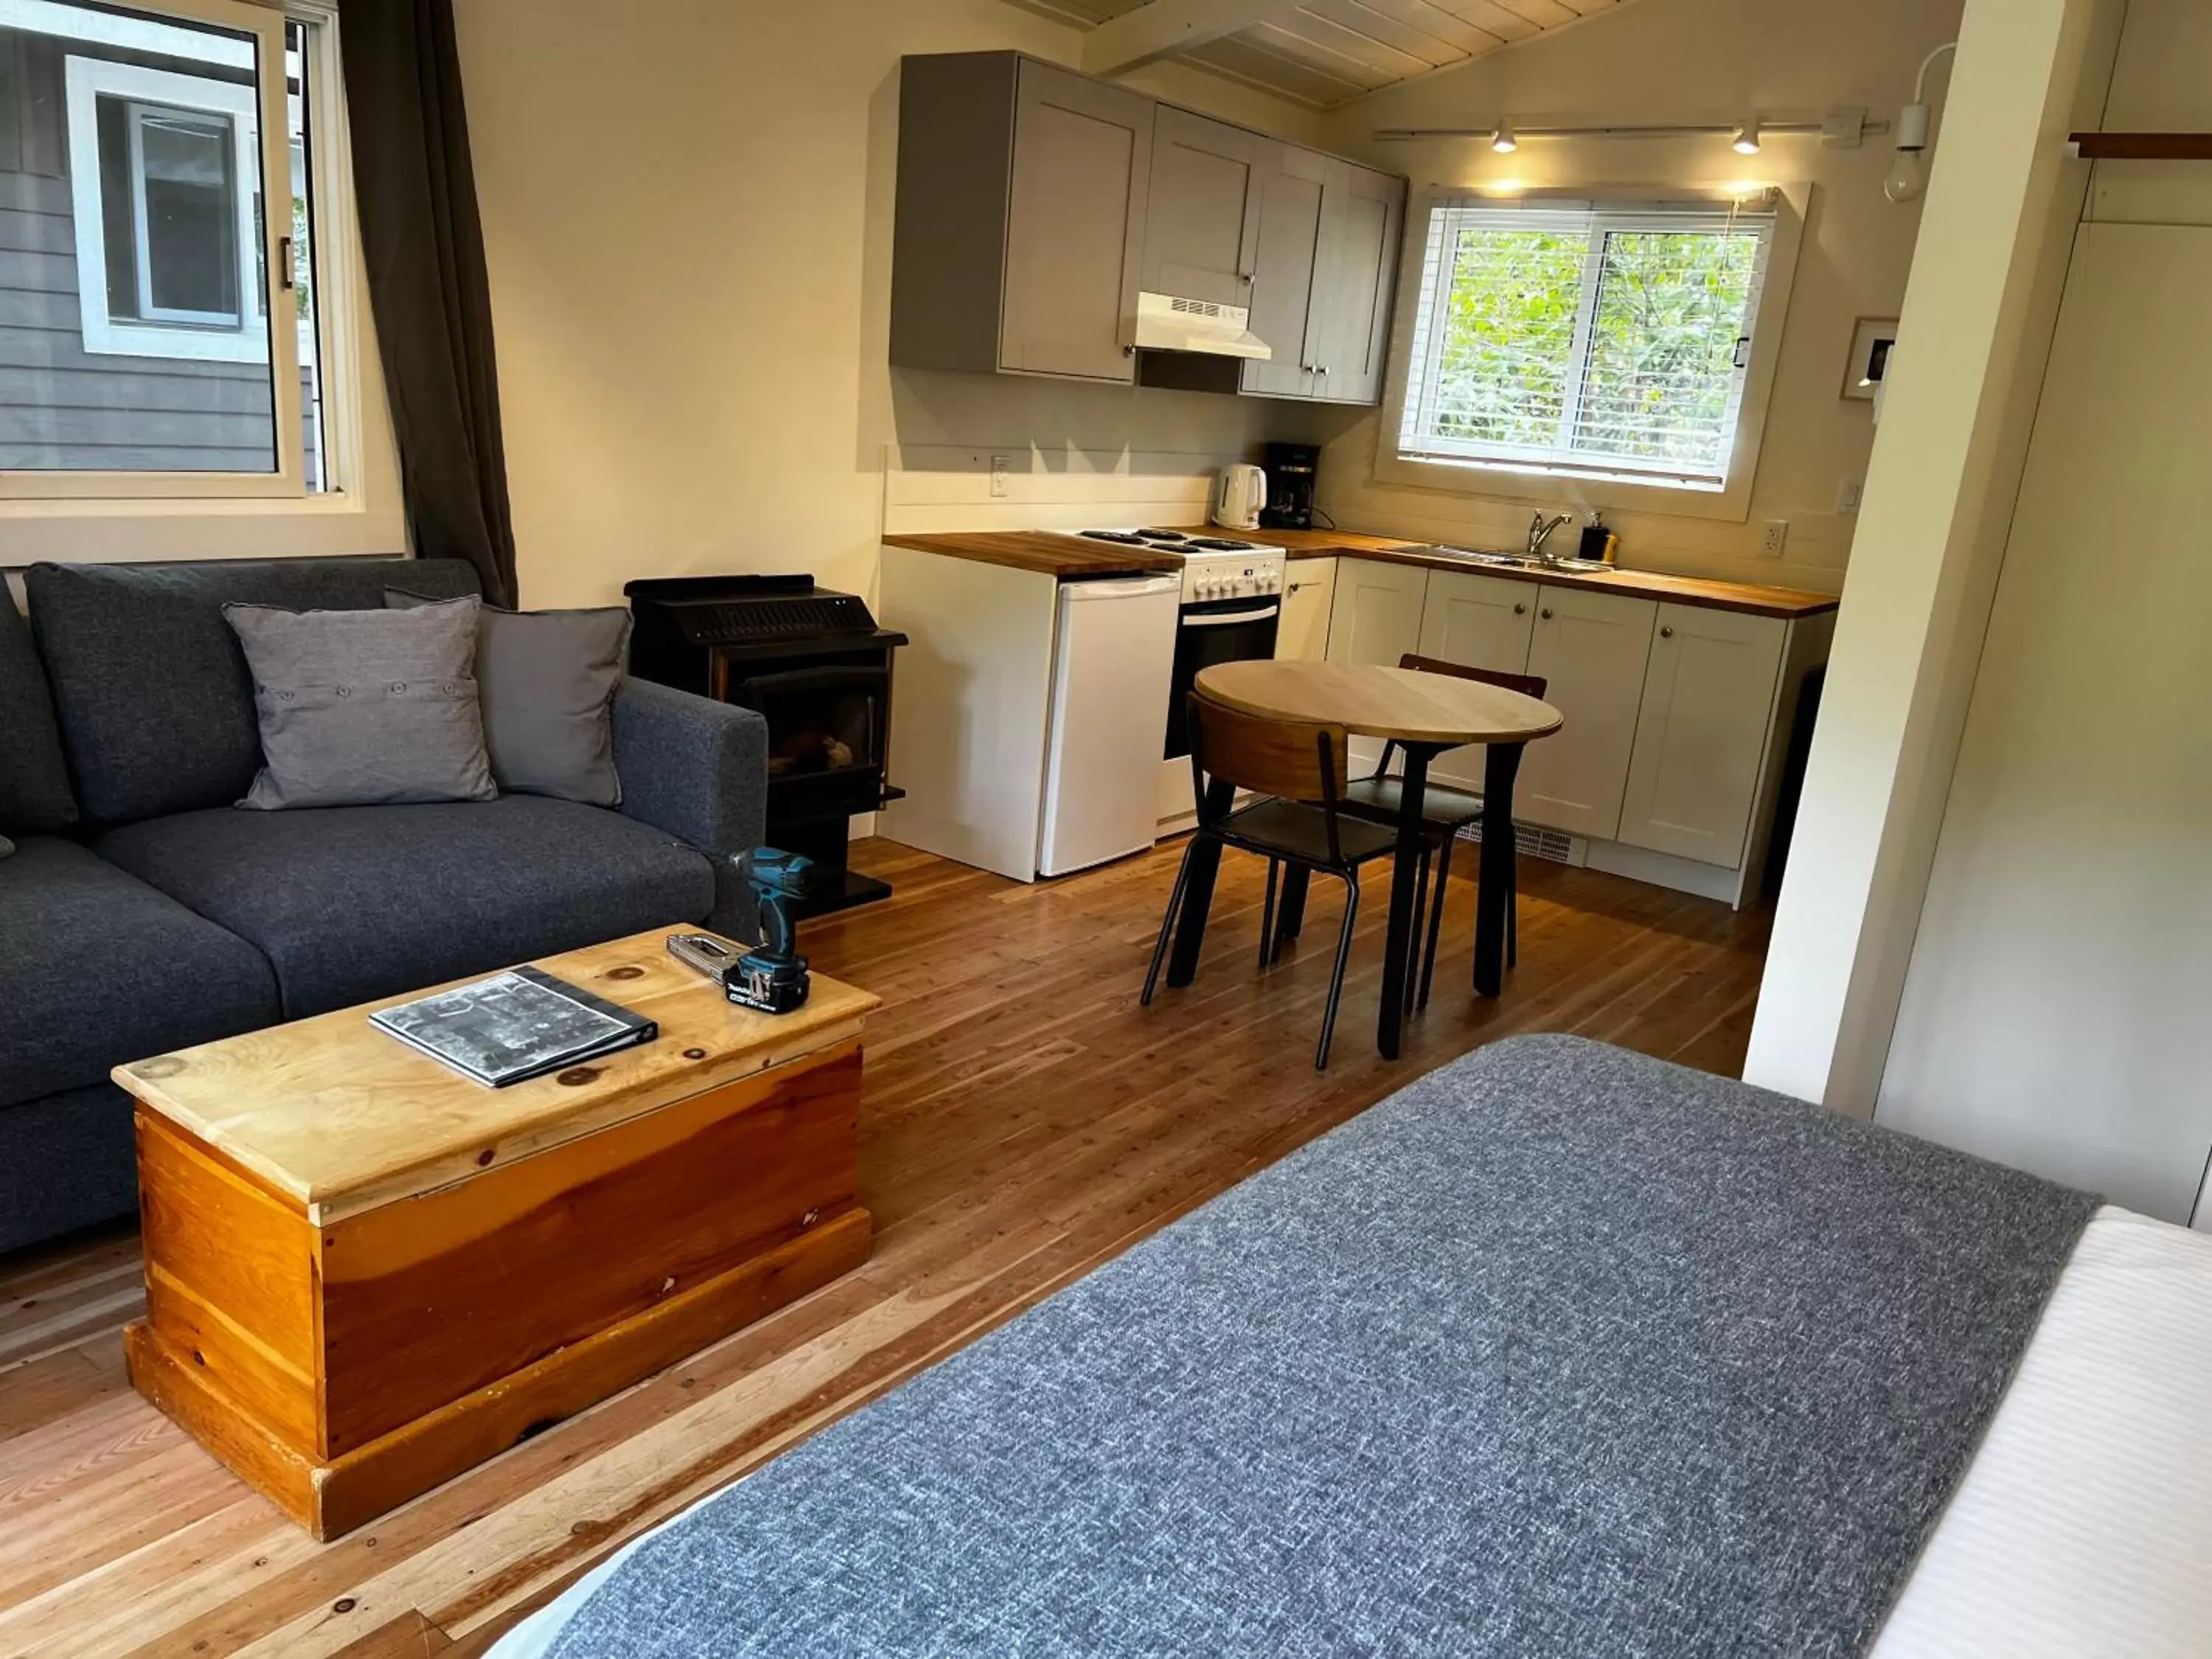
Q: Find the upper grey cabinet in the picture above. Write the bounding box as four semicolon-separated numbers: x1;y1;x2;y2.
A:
889;52;1402;401
1240;147;1327;400
891;55;1152;384
1242;156;1404;406
1141;108;1273;308
1310;162;1403;406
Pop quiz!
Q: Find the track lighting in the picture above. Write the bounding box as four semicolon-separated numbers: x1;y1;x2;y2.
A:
1732;117;1761;156
1492;118;1517;155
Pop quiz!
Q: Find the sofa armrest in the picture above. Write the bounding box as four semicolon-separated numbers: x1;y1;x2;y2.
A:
611;678;768;941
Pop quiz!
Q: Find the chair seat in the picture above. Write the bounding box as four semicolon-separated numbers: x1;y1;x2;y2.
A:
1341;776;1486;829
1216;798;1398;867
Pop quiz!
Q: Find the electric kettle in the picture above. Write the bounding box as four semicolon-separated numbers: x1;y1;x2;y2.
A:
1213;465;1267;532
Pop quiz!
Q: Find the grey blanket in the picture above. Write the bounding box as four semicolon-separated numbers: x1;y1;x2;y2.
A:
546;1036;2096;1658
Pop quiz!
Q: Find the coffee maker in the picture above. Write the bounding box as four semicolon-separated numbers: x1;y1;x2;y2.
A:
1257;442;1318;531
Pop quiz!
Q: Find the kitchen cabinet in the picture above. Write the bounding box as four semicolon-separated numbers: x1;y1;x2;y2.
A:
891;55;1152;384
1142;107;1273;310
1238;155;1404;406
1313;556;1828;905
1617;603;1789;867
1518;587;1658;841
1306;162;1403;406
893;53;1405;400
1326;557;1427;669
1275;557;1337;662
1240;148;1327;401
1418;569;1537;793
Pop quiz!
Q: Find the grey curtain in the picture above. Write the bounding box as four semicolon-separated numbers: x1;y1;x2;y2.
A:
339;0;518;606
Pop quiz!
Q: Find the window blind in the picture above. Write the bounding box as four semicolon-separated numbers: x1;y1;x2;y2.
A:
1397;200;1775;490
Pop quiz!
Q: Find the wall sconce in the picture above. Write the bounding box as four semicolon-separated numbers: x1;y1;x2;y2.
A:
1886;41;1957;204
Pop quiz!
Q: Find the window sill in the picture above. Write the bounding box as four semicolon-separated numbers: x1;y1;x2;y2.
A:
1371;448;1756;524
0;490;408;566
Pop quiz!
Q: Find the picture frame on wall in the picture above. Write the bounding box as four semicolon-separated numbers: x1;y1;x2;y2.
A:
1843;317;1899;401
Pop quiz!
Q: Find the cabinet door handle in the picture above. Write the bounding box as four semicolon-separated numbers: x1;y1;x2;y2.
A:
1512;602;1526;615
1660;625;1674;639
1540;607;1554;620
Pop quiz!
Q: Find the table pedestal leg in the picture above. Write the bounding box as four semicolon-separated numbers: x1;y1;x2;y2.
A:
1376;746;1433;1060
1473;742;1525;998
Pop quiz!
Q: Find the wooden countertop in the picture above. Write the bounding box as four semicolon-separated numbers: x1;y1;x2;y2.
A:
881;524;1840;619
883;530;1180;579
1273;532;1840;620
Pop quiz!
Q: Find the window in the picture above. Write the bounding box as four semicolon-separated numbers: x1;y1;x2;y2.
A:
0;0;341;494
1396;200;1778;493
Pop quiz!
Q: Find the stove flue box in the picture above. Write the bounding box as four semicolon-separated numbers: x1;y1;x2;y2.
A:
624;574;907;916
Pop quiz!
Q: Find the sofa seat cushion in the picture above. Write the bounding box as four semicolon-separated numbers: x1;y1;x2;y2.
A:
97;798;717;1020
0;838;279;1109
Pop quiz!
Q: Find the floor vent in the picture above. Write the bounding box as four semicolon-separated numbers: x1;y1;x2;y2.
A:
1453;818;1580;865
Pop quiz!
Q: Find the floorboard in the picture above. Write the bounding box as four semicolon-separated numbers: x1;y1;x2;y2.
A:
0;837;1769;1655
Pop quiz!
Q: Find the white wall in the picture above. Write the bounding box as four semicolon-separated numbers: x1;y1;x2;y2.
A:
452;0;1333;608
1305;0;1961;595
1874;0;2212;1225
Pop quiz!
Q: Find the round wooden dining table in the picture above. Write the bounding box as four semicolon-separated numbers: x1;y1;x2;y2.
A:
1182;660;1563;1061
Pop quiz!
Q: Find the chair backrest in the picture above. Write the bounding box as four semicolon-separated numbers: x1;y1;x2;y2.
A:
1187;692;1347;810
1398;653;1548;701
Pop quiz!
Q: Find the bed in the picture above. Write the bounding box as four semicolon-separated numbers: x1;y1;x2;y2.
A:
492;1036;2212;1658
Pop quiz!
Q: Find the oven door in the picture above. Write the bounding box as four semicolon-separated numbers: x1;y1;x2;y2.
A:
1164;595;1281;760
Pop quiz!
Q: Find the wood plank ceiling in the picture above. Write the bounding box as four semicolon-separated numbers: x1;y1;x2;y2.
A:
1009;0;1630;108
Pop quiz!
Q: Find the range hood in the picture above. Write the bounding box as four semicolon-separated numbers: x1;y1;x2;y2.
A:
1132;291;1272;361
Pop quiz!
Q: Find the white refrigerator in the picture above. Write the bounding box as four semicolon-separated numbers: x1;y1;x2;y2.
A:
1037;574;1181;877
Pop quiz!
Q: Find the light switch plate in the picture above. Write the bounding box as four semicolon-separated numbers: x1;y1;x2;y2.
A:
989;454;1010;498
1836;478;1863;515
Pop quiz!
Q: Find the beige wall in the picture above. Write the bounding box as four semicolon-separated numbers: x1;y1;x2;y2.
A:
1307;0;1961;594
1743;0;2124;1116
452;0;1331;608
1874;0;2212;1225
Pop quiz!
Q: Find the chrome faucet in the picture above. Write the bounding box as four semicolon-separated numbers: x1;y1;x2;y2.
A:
1526;511;1573;564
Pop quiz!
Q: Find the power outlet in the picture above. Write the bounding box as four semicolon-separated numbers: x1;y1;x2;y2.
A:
989;453;1010;499
1836;478;1864;515
1760;518;1790;558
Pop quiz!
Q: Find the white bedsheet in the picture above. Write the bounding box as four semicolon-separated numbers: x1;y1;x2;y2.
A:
493;1206;2212;1658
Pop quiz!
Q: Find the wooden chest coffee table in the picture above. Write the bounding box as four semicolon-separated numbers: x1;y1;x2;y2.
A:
114;929;878;1540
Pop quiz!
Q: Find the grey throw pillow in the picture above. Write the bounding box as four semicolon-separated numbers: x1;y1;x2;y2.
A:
388;591;630;806
0;834;13;859
224;596;497;810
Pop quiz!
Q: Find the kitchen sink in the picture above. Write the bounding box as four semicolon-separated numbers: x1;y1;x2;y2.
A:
1412;545;1603;575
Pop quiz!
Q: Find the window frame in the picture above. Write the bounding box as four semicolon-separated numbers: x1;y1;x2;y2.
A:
0;0;397;538
66;56;267;357
1372;184;1808;525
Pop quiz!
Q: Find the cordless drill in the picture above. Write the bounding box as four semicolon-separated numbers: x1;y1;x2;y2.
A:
728;848;813;1015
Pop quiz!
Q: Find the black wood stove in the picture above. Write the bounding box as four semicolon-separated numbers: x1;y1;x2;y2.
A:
623;574;907;917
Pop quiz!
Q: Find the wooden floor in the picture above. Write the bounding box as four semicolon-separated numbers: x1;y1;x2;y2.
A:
0;837;1769;1656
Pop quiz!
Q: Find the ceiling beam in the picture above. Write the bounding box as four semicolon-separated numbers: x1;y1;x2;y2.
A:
1081;0;1304;78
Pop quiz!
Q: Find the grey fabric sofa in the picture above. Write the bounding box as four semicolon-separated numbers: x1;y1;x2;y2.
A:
0;557;769;1256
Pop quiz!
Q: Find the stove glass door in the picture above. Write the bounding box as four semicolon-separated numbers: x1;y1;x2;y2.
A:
1164;595;1281;760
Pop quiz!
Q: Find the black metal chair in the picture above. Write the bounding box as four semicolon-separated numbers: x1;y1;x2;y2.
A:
1142;692;1398;1071
1337;654;1548;1009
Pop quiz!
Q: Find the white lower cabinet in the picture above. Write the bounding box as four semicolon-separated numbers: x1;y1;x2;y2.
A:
1616;603;1789;867
1418;569;1536;792
1275;557;1336;661
1311;557;1829;907
1324;556;1427;667
1517;587;1656;841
